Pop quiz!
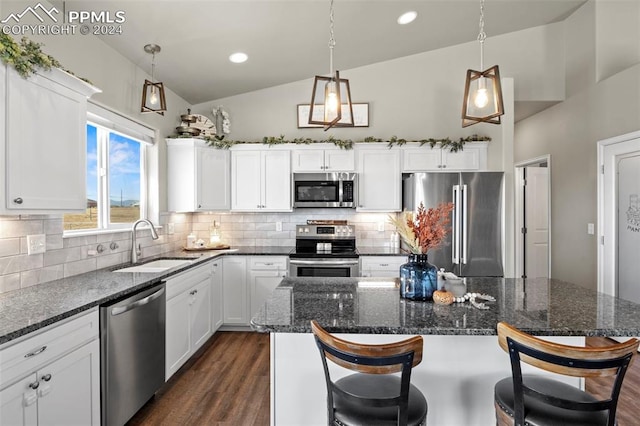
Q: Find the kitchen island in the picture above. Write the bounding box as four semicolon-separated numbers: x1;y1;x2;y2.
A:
251;277;640;426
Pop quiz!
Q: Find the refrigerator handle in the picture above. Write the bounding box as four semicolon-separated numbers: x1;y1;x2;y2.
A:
462;184;468;264
452;185;460;264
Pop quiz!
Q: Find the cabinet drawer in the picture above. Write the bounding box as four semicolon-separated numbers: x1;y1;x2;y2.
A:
166;263;212;300
249;256;288;271
0;309;98;389
361;256;407;270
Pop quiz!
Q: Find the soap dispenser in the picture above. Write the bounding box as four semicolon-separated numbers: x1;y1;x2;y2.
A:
186;232;196;249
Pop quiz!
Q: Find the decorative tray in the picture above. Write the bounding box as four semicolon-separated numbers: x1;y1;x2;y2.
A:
183;244;231;251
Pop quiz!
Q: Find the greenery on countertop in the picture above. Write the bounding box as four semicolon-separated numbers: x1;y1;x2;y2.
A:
189;134;491;152
0;33;92;84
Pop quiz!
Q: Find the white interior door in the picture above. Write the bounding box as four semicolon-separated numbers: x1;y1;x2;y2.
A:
524;166;550;278
617;154;640;303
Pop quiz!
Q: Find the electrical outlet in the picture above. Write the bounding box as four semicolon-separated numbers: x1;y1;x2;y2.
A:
167;222;175;235
377;222;385;232
276;221;282;232
27;234;46;255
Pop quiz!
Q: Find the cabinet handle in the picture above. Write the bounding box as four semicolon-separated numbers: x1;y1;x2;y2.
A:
198;204;202;208
190;289;198;295
380;263;389;267
24;346;47;358
29;381;40;390
213;263;218;266
41;374;52;382
13;197;23;204
263;262;274;266
257;204;261;208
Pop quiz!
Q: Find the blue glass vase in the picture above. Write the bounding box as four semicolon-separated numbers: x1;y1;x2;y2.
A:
400;254;438;301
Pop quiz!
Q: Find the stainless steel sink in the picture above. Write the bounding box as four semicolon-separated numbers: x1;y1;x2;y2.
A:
114;259;195;273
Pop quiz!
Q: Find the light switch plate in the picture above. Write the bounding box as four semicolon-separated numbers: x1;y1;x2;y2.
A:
276;221;282;232
167;223;175;235
377;222;385;232
587;223;595;235
27;234;46;255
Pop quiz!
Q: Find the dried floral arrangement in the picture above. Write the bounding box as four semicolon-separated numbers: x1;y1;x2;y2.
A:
389;202;455;254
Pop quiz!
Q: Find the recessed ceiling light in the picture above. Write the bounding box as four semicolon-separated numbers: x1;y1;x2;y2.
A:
397;11;417;25
229;52;248;63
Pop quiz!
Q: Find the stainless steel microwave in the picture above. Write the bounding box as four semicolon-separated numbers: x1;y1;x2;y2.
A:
293;173;357;208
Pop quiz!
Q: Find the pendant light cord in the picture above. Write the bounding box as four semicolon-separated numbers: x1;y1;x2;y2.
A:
328;0;335;76
477;0;486;71
151;51;156;83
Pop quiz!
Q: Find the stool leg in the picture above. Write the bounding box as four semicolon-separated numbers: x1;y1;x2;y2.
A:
494;401;513;426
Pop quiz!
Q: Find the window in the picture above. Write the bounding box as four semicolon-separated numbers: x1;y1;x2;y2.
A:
64;104;154;232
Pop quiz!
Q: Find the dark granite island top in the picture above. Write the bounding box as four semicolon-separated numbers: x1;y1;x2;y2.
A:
251;276;640;337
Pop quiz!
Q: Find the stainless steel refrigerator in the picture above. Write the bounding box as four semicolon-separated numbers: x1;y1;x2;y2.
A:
403;172;504;277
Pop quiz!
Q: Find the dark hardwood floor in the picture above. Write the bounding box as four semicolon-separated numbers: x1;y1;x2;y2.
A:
128;334;639;426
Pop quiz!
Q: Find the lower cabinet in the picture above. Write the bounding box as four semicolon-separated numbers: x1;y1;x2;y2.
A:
165;263;213;380
360;256;408;277
222;256;249;325
211;260;224;332
0;310;100;426
249;256;288;318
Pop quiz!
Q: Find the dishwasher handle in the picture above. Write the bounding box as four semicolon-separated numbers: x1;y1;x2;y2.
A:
111;286;165;316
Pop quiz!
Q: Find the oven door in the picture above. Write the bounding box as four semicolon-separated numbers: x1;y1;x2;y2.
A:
293;179;341;208
289;258;359;277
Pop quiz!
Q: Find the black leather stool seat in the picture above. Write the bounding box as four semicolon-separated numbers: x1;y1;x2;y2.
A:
333;374;428;426
495;375;609;426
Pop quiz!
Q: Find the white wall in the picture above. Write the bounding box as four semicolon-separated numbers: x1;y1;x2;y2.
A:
514;0;640;289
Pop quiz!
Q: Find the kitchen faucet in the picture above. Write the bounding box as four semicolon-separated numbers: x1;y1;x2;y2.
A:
131;219;159;263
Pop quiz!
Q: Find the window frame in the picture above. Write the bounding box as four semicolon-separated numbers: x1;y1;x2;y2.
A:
63;103;156;236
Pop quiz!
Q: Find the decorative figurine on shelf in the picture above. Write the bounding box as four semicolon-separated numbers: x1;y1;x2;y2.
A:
389;202;455;301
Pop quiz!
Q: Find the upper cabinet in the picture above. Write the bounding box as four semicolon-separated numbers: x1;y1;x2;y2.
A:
167;139;230;212
356;146;401;212
291;146;355;172
0;66;100;214
401;142;488;172
231;148;291;212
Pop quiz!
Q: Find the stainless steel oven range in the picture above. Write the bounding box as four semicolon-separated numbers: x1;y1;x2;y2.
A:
289;223;359;277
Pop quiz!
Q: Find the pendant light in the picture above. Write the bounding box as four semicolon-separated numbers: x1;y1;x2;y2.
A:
141;44;167;116
309;0;353;131
461;0;504;127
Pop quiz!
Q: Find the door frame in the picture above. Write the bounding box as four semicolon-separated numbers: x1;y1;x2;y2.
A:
514;155;551;279
597;130;640;296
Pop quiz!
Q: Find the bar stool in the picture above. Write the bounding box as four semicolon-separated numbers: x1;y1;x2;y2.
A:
310;320;427;426
494;321;639;426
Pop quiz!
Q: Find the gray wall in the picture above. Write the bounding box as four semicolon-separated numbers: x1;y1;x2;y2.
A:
514;0;640;289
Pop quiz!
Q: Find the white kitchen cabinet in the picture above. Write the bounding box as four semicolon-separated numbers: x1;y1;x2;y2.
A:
231;149;291;212
356;147;401;212
249;256;288;317
165;263;213;380
402;142;488;172
0;309;100;426
211;259;224;332
360;256;408;277
291;147;355;172
167;138;230;212
222;256;249;325
0;65;100;214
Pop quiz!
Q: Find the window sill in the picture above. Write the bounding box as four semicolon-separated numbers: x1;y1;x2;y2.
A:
63;225;163;239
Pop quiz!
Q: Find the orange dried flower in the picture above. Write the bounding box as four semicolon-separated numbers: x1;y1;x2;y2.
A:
390;202;454;254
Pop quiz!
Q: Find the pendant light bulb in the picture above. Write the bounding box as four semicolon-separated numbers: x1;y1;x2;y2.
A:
149;86;159;106
474;87;489;108
324;80;339;120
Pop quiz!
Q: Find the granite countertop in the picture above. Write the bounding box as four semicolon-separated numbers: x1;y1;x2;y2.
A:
357;247;408;256
250;276;640;337
0;246;293;346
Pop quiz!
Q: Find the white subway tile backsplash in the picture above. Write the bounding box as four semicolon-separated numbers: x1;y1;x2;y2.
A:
0;239;20;257
21;266;64;288
44;247;82;266
0;254;44;275
63;258;97;277
0;273;20;294
0;218;44;238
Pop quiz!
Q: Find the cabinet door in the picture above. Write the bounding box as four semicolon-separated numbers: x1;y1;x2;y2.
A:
166;290;191;379
223;256;248;325
37;339;100;426
5;67;87;211
249;270;285;318
357;149;401;211
262;151;291;211
231;151;262;211
291;150;325;172
190;278;212;352
0;374;38;426
197;147;230;210
211;260;224;332
402;148;443;172
441;148;480;170
325;149;355;171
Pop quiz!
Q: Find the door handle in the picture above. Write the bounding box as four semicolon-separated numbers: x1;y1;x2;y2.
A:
111;286;165;316
452;185;460;265
461;184;468;265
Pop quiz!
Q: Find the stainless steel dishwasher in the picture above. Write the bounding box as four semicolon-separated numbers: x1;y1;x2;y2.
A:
100;283;166;426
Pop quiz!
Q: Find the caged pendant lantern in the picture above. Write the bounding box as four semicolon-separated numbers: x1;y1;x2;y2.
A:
461;0;504;127
309;0;354;131
141;44;167;116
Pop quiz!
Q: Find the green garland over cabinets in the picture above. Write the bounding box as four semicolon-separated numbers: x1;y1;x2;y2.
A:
199;134;491;152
